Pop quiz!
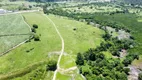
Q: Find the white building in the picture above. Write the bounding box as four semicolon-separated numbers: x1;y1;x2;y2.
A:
0;9;6;14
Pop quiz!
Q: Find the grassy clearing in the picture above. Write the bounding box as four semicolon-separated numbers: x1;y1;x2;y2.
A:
103;51;113;58
0;12;61;75
56;72;71;80
132;55;142;68
0;14;30;54
56;68;83;80
48;15;104;69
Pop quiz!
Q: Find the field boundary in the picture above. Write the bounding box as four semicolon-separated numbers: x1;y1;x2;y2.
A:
0;14;32;57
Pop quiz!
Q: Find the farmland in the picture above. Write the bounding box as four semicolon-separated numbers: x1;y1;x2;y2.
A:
0;14;31;54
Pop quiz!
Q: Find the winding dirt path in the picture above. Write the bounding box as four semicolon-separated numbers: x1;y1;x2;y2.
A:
43;14;65;80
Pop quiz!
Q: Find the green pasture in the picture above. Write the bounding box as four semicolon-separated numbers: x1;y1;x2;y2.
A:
0;12;61;76
48;15;104;69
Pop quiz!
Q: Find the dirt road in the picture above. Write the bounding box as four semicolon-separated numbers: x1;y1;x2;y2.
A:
44;14;65;80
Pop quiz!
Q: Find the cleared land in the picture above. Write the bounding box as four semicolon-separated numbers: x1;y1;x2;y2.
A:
0;14;31;54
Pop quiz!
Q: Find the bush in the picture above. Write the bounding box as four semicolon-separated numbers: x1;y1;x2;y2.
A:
76;53;84;65
34;34;40;41
123;68;130;75
31;28;36;33
122;57;133;66
33;24;38;29
46;60;57;71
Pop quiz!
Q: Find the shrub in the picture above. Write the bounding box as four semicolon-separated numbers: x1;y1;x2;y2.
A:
34;34;40;41
123;68;130;75
76;53;84;65
31;28;36;33
33;24;38;29
46;60;57;71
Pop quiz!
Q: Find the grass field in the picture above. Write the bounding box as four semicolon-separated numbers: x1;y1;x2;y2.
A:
48;15;104;69
0;12;61;75
0;12;104;79
56;68;83;80
0;14;31;54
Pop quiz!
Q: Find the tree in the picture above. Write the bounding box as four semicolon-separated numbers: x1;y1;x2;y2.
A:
138;73;142;80
33;24;38;28
112;51;120;57
97;53;105;59
29;5;32;9
102;31;111;41
122;57;133;66
95;76;104;80
115;72;127;80
34;34;40;41
31;28;36;33
86;74;97;80
102;69;110;77
116;64;124;72
76;53;84;65
132;53;139;60
123;68;130;75
113;59;121;67
43;4;48;14
81;65;92;76
92;67;100;75
46;60;57;71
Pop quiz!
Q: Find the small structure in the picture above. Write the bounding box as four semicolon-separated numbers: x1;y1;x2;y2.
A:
0;9;6;14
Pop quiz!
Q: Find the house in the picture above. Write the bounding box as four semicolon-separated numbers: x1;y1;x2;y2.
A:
0;9;6;14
